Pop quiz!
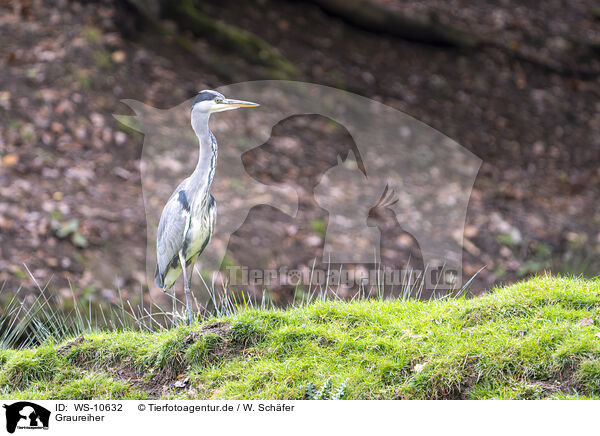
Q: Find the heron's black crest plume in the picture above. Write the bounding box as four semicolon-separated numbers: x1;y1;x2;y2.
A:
192;90;223;107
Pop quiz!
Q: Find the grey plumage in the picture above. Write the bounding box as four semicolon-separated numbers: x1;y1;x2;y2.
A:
154;90;259;325
154;135;217;291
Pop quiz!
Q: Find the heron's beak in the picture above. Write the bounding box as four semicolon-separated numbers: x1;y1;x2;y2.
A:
211;98;260;113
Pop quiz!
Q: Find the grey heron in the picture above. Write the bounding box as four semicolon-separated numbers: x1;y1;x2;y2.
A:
154;90;259;325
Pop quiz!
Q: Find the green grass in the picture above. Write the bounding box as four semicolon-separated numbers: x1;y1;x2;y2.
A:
2;275;600;399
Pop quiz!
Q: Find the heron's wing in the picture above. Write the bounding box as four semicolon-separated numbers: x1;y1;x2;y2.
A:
155;190;189;286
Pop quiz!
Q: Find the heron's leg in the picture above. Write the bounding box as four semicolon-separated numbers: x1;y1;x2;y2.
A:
169;288;176;327
179;250;194;325
185;263;194;324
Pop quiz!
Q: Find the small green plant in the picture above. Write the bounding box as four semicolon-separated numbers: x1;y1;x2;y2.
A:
50;217;88;248
74;69;91;89
81;26;102;44
19;124;36;143
310;219;326;238
10;267;27;281
304;378;347;400
518;241;553;277
94;51;112;70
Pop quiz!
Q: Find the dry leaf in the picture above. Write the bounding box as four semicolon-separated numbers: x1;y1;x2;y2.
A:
2;154;19;166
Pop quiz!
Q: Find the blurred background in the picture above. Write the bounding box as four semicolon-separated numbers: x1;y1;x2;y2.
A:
1;0;599;312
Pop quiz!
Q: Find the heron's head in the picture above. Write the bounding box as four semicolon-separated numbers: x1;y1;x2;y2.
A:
191;90;259;115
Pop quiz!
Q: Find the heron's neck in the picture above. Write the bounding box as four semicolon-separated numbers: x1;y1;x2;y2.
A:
190;111;218;204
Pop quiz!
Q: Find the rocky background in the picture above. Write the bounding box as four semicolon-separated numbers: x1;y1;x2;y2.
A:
1;0;599;310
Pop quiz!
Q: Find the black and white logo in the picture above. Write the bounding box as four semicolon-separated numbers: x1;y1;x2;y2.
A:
3;402;50;433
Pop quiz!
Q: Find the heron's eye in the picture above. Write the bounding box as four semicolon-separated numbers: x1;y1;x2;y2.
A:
215;98;223;104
